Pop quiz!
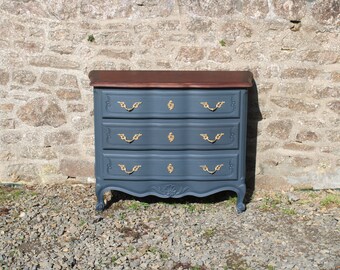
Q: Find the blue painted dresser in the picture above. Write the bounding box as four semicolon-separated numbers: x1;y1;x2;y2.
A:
90;71;253;213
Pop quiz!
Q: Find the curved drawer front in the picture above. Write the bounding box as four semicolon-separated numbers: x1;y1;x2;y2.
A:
100;89;241;118
102;119;239;150
102;151;238;181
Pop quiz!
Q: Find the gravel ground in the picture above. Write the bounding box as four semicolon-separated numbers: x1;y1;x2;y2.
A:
0;184;339;270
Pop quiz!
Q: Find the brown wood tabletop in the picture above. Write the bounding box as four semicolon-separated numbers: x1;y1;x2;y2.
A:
89;70;253;88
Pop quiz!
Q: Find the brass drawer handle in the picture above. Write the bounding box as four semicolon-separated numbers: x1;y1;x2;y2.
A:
117;133;142;143
200;101;225;112
117;101;142;112
118;164;141;175
200;133;224;143
200;164;224;174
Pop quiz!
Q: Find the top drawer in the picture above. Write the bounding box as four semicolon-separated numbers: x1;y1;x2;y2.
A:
97;89;242;119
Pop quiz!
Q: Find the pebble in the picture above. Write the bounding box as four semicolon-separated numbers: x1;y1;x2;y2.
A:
92;216;103;224
287;192;300;202
0;184;339;270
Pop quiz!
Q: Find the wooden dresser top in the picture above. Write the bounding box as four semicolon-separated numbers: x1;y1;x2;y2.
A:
89;70;253;88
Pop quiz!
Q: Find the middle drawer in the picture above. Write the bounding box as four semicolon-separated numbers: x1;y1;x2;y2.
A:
101;119;240;150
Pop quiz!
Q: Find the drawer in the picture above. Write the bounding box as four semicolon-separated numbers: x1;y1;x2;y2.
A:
101;150;238;181
101;119;239;150
99;89;241;118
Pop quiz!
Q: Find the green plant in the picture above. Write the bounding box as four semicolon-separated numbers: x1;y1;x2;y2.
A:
259;195;283;211
127;246;134;253
219;39;226;47
160;251;169;260
307;191;319;199
111;256;118;265
147;246;158;254
225;196;237;207
128;201;149;210
320;194;340;208
118;212;126;220
79;219;86;226
87;34;95;42
203;228;216;238
183;204;196;213
0;187;25;204
281;207;297;215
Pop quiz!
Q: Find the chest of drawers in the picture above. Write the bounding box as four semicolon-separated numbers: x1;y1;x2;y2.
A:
90;71;253;213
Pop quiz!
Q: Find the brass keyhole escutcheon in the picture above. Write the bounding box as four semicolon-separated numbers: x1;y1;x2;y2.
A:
167;163;174;174
168;132;175;142
168;100;174;111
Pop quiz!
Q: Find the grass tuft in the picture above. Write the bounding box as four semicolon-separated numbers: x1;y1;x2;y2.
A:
281;207;297;215
128;201;149;210
320;194;340;208
0;187;25;204
202;228;216;239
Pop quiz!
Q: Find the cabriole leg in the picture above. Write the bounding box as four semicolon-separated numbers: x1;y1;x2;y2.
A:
236;184;246;214
95;185;105;212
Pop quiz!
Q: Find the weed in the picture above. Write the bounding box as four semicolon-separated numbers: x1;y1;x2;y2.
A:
148;246;158;254
183;204;196;213
259;194;283;211
118;212;126;220
126;246;134;253
320;194;340;208
307;191;319;199
8;249;19;257
0;187;25;204
140;202;150;208
111;256;118;265
87;34;95;42
128;201;149;210
79;219;86;226
160;251;169;260
203;228;216;239
281;207;297;215
219;39;226;47
267;265;275;270
225;196;237;207
28;191;38;197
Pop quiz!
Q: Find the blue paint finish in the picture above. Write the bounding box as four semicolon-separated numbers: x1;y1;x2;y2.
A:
94;87;249;213
102;119;239;150
101;89;241;118
103;150;238;180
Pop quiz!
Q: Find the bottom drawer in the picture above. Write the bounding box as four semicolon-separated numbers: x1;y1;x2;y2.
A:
100;150;239;181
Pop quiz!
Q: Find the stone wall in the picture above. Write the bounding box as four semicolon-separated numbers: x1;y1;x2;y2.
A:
0;0;339;190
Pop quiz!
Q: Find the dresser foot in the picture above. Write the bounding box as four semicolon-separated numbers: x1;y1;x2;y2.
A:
95;184;105;211
235;184;246;214
236;202;246;214
95;201;105;212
